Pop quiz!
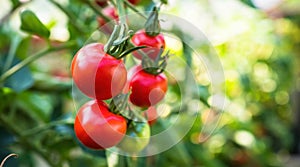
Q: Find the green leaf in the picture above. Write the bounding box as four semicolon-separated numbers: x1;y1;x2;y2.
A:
20;10;50;38
2;58;34;92
69;154;107;167
16;91;54;123
11;0;21;8
160;0;168;5
240;0;255;8
15;37;31;60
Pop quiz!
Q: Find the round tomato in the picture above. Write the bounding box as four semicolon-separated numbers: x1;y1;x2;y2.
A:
117;121;150;153
74;100;127;149
131;30;165;60
71;43;127;100
128;65;167;107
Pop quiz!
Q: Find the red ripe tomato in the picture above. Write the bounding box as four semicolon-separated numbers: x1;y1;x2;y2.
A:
128;65;167;107
71;43;127;100
131;30;165;60
74;100;127;149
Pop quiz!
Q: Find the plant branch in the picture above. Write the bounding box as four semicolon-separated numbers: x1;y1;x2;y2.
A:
0;41;77;83
49;0;86;34
2;36;21;73
83;0;111;22
117;0;127;25
21;119;73;137
0;114;61;167
123;0;147;19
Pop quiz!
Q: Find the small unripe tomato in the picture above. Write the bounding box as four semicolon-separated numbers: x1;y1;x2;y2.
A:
117;121;150;153
71;43;127;100
74;100;127;149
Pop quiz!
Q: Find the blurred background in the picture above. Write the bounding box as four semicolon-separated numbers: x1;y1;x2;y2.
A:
0;0;300;166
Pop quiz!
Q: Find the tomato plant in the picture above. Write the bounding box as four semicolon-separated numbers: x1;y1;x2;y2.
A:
74;100;127;149
0;0;298;167
117;121;150;153
128;65;168;107
131;29;165;60
71;43;127;100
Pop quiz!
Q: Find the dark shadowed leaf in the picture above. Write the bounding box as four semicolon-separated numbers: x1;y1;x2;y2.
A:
3;58;34;92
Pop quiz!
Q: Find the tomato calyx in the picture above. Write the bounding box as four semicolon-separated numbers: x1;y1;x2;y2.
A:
109;93;145;122
109;93;129;114
145;6;161;37
104;24;146;59
141;47;169;75
127;107;146;123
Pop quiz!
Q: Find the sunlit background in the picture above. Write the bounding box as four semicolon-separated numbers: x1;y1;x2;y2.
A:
1;0;300;166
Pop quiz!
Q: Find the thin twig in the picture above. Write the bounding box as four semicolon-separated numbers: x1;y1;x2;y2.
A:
83;0;111;22
0;41;76;83
2;36;21;73
123;0;147;19
21;119;73;136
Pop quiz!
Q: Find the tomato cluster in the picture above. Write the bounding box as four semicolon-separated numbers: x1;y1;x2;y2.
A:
72;3;167;153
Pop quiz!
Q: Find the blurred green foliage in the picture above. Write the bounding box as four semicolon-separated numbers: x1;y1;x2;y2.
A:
0;0;300;166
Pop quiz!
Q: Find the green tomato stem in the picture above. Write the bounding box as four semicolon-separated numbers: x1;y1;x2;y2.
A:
117;0;127;25
109;93;129;115
21;119;73;137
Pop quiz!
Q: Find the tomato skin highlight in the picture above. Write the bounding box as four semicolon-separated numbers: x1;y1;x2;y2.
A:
74;100;127;150
128;65;168;107
131;30;165;60
71;43;127;100
145;106;158;125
